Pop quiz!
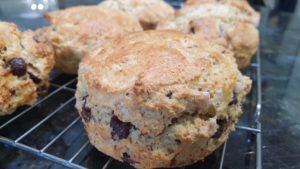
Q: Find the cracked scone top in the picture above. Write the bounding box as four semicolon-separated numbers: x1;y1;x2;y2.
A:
157;0;260;69
98;0;175;30
76;31;252;168
44;6;142;74
0;22;54;115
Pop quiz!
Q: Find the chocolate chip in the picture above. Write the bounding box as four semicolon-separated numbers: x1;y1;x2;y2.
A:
81;96;91;122
212;119;228;139
167;148;174;153
8;58;27;77
9;89;16;96
122;152;136;164
148;22;157;29
166;91;173;99
170;157;177;166
171;118;178;124
190;27;195;34
28;72;42;84
228;92;238;106
110;115;133;140
175;139;181;145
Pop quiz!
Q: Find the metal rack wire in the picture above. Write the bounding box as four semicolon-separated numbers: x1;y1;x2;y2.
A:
0;2;262;169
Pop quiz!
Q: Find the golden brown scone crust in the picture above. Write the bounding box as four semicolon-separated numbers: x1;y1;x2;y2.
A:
157;2;259;69
0;22;54;115
76;31;252;168
44;6;142;74
184;0;260;26
98;0;175;30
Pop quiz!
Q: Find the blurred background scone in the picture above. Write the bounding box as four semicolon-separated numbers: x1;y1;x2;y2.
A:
183;0;260;26
43;6;142;74
98;0;175;30
157;0;260;69
76;31;252;168
0;22;54;116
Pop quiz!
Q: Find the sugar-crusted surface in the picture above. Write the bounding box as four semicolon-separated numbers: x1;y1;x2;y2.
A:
76;31;252;168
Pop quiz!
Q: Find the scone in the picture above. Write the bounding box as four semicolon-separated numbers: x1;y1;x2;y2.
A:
0;22;54;116
98;0;175;30
75;31;252;168
157;2;260;69
44;6;142;74
183;0;260;26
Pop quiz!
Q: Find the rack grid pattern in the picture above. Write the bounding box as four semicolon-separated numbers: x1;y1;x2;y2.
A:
0;2;262;169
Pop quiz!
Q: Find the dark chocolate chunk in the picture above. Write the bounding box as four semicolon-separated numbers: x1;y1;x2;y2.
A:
190;27;195;34
8;58;27;77
228;92;238;106
175;139;181;145
110;115;133;140
28;72;42;84
170;157;177;166
147;22;157;29
171;118;178;124
81;96;91;122
122;152;137;164
166;91;173;99
212;119;228;139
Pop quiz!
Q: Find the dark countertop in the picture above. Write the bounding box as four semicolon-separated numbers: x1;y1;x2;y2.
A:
1;1;300;169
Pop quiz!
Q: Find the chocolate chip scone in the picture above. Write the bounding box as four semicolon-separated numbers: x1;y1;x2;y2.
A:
183;0;260;26
43;6;142;74
75;31;252;168
98;0;175;30
0;22;54;116
157;1;259;69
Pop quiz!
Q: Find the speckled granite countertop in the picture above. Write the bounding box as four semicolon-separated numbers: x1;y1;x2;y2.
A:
0;1;300;169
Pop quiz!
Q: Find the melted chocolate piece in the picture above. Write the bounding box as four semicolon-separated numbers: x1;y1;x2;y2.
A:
228;92;238;106
190;27;196;34
175;139;181;145
81;96;91;122
166;91;173;99
212;119;228;139
170;157;177;166
8;58;27;77
122;152;137;164
171;117;178;124
110;115;133;140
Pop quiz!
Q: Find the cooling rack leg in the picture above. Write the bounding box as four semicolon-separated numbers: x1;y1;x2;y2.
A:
256;122;262;169
219;141;227;169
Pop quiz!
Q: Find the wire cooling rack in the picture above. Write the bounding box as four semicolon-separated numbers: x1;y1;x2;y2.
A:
0;1;262;169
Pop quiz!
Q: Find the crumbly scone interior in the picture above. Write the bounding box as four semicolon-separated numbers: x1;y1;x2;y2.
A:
0;22;54;115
